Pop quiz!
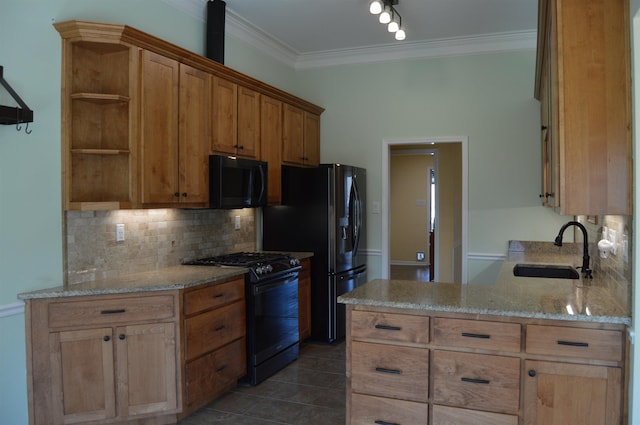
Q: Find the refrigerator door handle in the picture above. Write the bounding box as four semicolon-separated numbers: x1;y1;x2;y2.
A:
351;177;362;253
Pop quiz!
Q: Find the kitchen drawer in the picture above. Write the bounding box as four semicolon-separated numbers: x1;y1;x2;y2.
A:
183;277;244;316
351;393;428;425
432;405;518;425
432;350;520;414
433;318;521;352
351;341;428;402
185;300;245;361
185;337;246;408
351;309;429;344
48;294;175;328
526;325;623;362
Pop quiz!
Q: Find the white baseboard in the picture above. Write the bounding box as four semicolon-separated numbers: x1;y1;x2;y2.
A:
391;260;431;266
0;301;25;318
467;252;506;261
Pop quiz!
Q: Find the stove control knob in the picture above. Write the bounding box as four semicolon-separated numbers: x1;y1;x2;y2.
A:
255;267;263;275
290;258;300;266
265;265;273;273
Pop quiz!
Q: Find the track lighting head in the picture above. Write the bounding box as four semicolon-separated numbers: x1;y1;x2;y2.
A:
368;0;406;41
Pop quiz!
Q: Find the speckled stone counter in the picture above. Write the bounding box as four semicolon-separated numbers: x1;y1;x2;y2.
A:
18;251;314;300
339;242;630;325
18;265;248;300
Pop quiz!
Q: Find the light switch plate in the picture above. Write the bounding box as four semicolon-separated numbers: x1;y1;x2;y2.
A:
116;223;125;242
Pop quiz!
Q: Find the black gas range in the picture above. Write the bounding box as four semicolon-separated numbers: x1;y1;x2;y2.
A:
183;251;302;385
184;252;301;283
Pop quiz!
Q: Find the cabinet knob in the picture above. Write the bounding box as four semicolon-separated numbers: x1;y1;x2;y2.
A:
182;192;188;197
119;334;126;340
103;335;110;342
174;192;180;198
528;369;536;377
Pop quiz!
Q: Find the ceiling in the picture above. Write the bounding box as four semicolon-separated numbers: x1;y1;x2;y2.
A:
163;0;539;69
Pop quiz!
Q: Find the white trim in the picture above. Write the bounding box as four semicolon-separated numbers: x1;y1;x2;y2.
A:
0;301;25;318
391;260;431;266
295;31;536;70
361;249;383;257
382;137;469;283
159;0;535;69
468;253;506;261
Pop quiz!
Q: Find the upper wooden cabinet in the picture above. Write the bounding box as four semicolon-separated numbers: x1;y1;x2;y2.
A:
260;96;284;204
57;31;139;211
55;20;323;210
282;104;320;167
139;51;209;207
211;78;260;158
534;0;631;215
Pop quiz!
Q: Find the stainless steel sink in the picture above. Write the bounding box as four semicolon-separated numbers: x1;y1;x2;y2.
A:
512;263;580;279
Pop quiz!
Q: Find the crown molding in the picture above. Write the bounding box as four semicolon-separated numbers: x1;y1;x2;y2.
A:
160;0;535;70
294;31;536;69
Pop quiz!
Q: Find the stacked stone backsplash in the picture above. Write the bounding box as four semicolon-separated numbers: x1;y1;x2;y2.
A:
65;208;257;285
576;215;631;311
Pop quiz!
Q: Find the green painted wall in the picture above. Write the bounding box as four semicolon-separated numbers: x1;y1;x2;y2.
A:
294;53;571;281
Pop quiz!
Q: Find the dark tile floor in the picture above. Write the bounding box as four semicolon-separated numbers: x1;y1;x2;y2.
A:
390;264;431;282
178;341;346;425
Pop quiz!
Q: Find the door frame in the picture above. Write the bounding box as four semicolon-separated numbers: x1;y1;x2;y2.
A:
382;136;469;283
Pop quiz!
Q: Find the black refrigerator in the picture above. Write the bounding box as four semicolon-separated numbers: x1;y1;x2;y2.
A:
262;164;367;343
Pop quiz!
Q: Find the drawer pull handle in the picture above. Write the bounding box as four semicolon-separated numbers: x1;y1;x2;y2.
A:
375;367;401;375
216;365;228;373
375;421;400;425
101;309;126;315
557;340;589;347
214;293;226;298
375;324;402;331
461;377;490;385
461;332;490;339
215;324;227;331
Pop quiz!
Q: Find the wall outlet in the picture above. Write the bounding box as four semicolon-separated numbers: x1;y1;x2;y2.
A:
416;252;425;261
115;224;125;242
234;215;241;230
609;229;618;255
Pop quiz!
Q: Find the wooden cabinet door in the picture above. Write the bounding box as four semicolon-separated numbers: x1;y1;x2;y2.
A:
50;328;116;424
303;112;320;166
211;76;238;155
260;96;283;204
298;259;311;341
282;103;304;165
116;322;178;417
140;50;179;205
523;360;622;425
237;86;260;158
178;64;210;206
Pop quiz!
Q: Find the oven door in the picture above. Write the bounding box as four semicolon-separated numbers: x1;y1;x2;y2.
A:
247;272;299;367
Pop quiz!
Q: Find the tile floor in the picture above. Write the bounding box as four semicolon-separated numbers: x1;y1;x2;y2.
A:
178;341;346;425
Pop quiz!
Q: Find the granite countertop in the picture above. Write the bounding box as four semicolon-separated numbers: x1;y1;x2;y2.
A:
18;251;314;300
339;241;630;325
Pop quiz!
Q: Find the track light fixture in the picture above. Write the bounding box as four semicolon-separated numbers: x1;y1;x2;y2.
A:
369;0;406;41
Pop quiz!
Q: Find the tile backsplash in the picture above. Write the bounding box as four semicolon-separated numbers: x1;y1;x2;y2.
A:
65;208;257;285
576;215;631;311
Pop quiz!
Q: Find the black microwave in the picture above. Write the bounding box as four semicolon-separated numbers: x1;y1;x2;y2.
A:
210;155;268;209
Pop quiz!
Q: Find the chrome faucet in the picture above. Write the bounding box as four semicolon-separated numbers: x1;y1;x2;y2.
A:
554;221;592;278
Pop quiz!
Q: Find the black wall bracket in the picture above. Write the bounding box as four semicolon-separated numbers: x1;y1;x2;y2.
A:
0;65;33;133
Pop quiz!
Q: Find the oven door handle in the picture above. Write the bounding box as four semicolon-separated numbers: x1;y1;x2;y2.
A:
253;273;298;295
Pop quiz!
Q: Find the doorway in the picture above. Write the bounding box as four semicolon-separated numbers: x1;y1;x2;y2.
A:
382;137;468;283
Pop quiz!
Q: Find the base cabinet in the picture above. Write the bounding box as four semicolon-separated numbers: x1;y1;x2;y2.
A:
298;258;311;341
26;293;180;425
345;305;626;425
523;360;622;425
